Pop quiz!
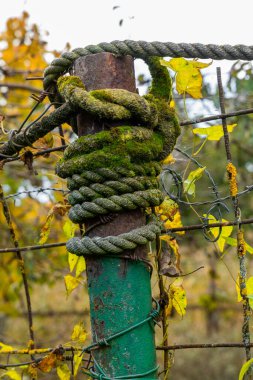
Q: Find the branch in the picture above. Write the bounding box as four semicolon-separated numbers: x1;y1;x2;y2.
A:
156;343;253;350
0;185;35;351
0;82;42;93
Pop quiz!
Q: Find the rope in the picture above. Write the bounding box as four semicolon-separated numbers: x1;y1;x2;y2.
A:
54;56;179;259
43;40;253;92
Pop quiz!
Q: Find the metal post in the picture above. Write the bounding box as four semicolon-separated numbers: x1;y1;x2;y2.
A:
73;53;158;378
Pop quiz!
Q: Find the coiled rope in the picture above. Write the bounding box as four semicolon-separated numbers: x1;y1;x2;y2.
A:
52;56;180;257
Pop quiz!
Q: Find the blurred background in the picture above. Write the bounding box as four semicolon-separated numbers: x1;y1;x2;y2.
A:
0;1;253;379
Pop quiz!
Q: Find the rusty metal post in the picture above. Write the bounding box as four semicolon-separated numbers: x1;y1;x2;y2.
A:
73;53;158;378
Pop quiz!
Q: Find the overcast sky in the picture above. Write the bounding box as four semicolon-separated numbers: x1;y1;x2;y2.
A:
1;0;253;51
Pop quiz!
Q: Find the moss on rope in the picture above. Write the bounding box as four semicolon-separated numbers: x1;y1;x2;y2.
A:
55;56;180;256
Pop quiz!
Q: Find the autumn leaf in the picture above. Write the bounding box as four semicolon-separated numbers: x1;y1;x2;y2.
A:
204;214;233;252
239;358;253;380
225;237;253;254
192;124;237;141
183;167;206;197
75;257;86;277
39;202;70;244
56;364;71;380
71;322;87;343
236;275;253;309
162;154;175;165
63;219;77;239
37;351;63;373
160;57;211;98
27;365;38;379
0;342;13;353
0;370;21;380
73;352;83;377
64;275;81;297
166;280;187;317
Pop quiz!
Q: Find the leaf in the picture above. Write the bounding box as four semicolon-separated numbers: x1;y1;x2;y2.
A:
75;257;86;277
225;237;253;254
27;365;37;379
246;277;253;309
39;202;70;244
63;219;77;239
156;197;178;221
239;358;253;380
73;352;83;377
37;353;58;373
0;342;13;353
166;280;187;317
162;154;175;165
160;57;211;98
0;370;21;380
183;167;206;197
64;275;81;297
38;209;54;245
68;252;79;273
56;364;71;380
71;322;87;343
204;214;233;252
193;124;237;141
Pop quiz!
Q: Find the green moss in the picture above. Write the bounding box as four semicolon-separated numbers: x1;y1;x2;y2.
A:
146;56;172;101
57;76;85;98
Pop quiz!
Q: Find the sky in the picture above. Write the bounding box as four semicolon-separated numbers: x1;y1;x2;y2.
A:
1;0;252;99
1;0;253;49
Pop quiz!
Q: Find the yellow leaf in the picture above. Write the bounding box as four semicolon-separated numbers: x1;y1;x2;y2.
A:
236;275;243;302
183;167;206;197
160;57;211;99
27;365;37;379
0;370;21;380
239;358;253;380
38;210;54;245
71;322;87;343
73;352;83;377
205;214;233;252
156;197;178;221
167;283;187;317
193;124;237;141
225;237;253;255
0;342;13;353
64;275;81;297
246;277;253;309
76;257;86;277
162;154;175;165
63;219;77;239
68;252;79;273
56;364;71;380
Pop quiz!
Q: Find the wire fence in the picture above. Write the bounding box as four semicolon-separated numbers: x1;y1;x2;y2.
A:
0;59;253;378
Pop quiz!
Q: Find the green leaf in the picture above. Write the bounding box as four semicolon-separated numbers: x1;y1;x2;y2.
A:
183;167;206;197
239;358;253;380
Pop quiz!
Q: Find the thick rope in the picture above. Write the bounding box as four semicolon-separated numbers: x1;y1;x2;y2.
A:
53;56;179;258
67;222;161;256
43;40;253;92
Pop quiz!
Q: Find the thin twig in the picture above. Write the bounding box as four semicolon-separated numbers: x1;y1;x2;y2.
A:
0;83;42;93
0;242;66;253
0;185;35;351
180;107;253;126
156;343;253;351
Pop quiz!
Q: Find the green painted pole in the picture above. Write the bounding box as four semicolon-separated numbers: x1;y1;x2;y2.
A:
74;53;158;379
